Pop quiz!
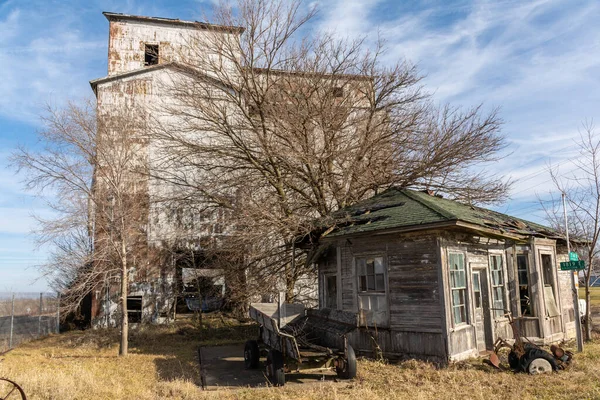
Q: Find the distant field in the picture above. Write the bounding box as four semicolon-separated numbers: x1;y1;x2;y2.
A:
579;287;600;306
1;313;600;400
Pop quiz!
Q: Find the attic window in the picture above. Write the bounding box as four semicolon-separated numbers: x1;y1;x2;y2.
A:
332;87;344;97
145;44;159;66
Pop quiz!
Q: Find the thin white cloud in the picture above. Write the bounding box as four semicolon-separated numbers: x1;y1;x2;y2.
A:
0;5;106;123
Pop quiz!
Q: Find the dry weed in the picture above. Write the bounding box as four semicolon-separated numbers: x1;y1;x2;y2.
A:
1;313;599;399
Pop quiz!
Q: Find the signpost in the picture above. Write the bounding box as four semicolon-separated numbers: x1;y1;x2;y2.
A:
560;260;585;271
569;251;579;261
562;193;583;352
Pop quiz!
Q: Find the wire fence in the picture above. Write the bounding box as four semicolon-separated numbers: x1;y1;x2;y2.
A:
0;292;60;353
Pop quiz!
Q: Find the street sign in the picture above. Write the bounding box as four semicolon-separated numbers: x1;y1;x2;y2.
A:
560;260;585;271
569;252;579;261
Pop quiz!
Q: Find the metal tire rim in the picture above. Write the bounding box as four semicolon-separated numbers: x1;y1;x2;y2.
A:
528;358;552;374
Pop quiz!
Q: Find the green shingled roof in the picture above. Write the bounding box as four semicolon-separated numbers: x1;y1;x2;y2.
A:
321;188;561;239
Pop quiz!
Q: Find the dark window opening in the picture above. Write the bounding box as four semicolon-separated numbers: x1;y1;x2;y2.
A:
517;254;534;316
325;275;337;309
145;44;159;66
127;296;142;323
332;87;344;97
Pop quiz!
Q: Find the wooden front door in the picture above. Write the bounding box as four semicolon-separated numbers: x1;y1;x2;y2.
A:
472;270;488;352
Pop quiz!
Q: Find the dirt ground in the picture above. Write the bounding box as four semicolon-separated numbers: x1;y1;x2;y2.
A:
199;344;338;389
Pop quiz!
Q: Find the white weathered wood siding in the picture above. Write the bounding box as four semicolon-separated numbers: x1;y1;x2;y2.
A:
106;17;239;76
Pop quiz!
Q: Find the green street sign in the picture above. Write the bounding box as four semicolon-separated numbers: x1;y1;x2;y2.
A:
569;252;579;261
560;260;585;271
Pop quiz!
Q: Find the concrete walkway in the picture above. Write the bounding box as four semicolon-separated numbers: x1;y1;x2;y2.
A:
199;344;339;390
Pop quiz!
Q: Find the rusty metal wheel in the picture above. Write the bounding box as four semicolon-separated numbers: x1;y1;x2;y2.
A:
336;345;357;379
244;340;260;369
265;349;285;387
527;358;553;374
0;378;26;400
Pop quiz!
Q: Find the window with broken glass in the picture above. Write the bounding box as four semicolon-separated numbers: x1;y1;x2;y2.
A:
144;44;159;66
517;254;534;316
356;256;388;327
449;252;467;325
490;254;506;318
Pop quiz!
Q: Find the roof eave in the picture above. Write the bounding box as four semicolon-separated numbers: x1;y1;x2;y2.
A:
318;220;535;243
90;63;171;95
319;220;460;241
102;12;245;34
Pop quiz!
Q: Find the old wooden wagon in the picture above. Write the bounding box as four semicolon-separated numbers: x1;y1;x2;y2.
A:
245;302;358;386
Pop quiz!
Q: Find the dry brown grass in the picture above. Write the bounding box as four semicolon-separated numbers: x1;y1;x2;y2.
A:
1;314;600;400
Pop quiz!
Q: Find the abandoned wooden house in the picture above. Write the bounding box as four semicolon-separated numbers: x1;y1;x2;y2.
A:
306;188;577;362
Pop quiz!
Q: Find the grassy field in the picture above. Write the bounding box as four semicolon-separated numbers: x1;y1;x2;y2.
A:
0;314;599;400
580;287;600;306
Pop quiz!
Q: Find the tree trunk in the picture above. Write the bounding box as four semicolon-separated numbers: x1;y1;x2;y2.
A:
119;243;129;356
285;268;295;303
585;286;593;341
285;243;295;303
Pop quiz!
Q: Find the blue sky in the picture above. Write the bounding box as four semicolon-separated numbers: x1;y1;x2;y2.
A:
1;0;599;291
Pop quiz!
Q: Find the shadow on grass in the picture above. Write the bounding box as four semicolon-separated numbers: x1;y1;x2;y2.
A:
128;314;259;386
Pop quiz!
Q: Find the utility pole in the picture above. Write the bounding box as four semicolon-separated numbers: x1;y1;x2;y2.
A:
9;293;14;349
563;192;583;352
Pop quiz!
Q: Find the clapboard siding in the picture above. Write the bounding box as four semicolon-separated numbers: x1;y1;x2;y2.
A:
347;329;446;361
386;234;443;333
317;232;445;358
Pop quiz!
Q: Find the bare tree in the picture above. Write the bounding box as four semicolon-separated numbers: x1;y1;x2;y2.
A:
12;99;148;356
147;0;509;301
543;122;600;341
146;0;509;301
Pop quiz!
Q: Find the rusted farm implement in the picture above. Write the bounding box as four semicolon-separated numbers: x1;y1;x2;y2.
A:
0;378;26;400
245;303;357;386
489;311;572;374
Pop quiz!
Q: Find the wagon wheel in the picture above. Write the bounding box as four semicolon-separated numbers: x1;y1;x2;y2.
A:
336;345;357;380
0;378;26;400
265;349;285;387
520;348;557;374
527;358;553;375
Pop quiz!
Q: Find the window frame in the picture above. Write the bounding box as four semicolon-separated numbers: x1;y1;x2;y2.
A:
448;252;468;327
144;43;159;66
323;273;338;310
516;253;535;317
355;255;388;327
489;253;508;319
540;252;560;317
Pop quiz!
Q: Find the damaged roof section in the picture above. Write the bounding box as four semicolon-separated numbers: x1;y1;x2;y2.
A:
317;188;562;240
